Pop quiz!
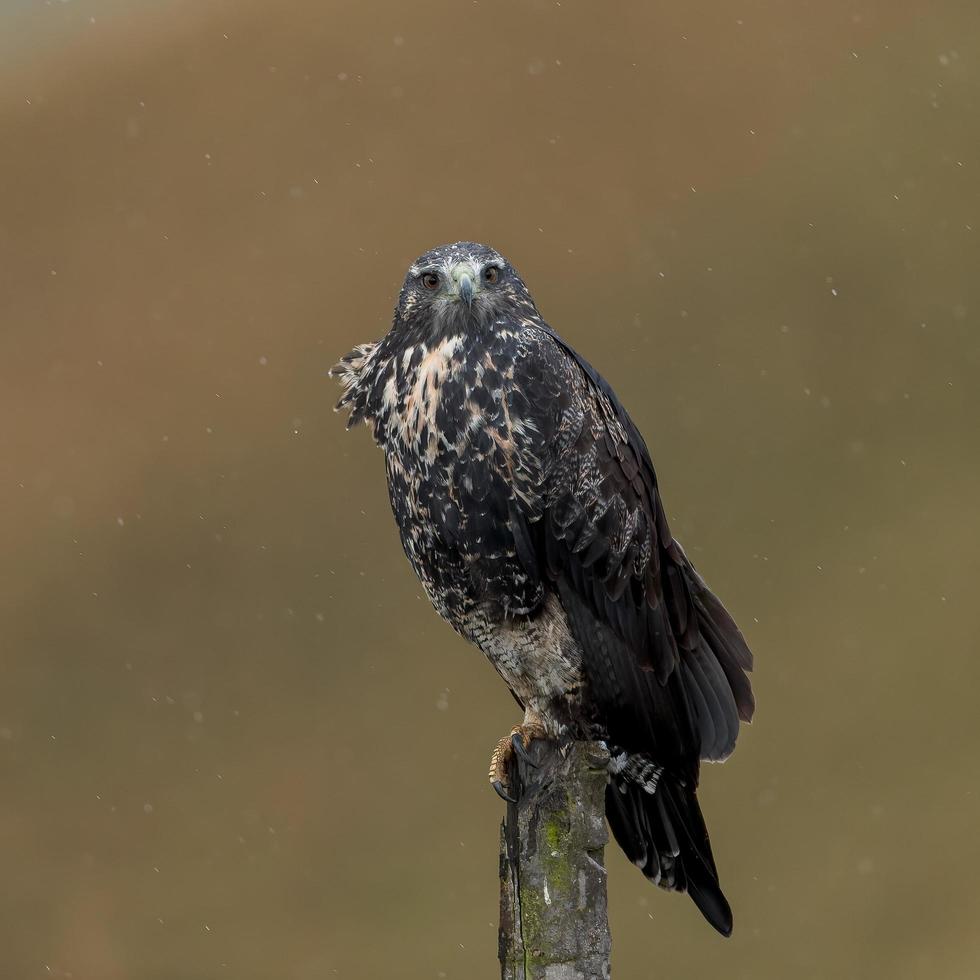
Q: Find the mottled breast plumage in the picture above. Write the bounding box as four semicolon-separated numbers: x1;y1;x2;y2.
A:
335;314;565;624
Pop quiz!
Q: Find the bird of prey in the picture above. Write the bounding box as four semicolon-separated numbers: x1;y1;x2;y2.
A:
332;242;755;936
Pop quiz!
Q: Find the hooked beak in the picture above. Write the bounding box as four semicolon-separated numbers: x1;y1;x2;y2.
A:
450;262;478;309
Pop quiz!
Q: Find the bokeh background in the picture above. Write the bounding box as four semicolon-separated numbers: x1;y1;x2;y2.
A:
2;1;978;977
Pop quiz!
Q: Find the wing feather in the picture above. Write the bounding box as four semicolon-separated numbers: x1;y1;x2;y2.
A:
510;327;754;770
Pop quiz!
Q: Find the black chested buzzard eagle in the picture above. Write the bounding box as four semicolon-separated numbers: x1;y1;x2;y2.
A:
332;242;755;935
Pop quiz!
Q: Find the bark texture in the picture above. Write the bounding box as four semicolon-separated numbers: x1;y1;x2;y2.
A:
499;740;611;979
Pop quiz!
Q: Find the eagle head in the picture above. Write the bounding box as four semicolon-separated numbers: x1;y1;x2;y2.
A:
394;242;537;340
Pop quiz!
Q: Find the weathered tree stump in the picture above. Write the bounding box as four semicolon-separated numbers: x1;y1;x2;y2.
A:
498;740;611;979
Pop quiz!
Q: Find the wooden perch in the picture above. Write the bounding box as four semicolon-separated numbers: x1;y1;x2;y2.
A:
498;740;611;980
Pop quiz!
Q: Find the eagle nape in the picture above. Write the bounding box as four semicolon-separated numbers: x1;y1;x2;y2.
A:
333;241;755;937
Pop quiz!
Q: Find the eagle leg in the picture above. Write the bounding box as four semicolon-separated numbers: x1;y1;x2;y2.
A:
488;721;549;802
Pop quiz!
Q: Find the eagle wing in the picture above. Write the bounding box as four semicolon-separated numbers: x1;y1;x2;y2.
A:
512;326;755;779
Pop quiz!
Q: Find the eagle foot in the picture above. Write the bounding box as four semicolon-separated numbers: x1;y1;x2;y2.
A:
489;723;549;802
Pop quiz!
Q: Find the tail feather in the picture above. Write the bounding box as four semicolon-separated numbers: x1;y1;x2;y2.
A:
682;559;756;725
606;770;733;937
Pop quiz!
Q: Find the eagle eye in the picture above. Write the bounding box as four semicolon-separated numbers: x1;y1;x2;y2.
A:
420;272;440;290
483;265;500;284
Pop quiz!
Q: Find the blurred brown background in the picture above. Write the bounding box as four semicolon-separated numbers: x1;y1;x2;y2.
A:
1;1;978;978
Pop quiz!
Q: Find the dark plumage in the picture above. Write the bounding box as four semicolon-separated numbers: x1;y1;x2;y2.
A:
332;242;755;935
